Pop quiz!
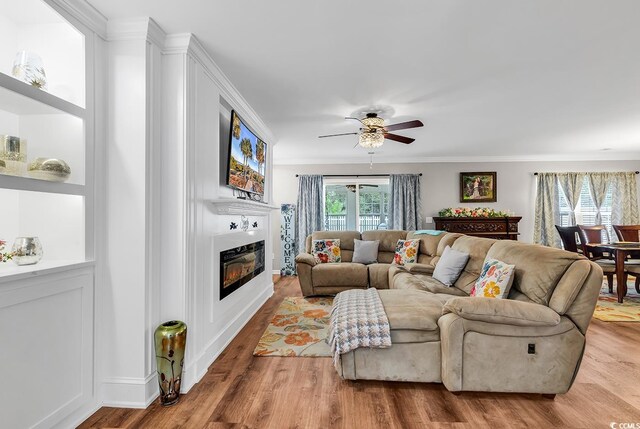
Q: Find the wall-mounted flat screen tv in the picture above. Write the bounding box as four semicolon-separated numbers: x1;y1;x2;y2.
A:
226;110;267;196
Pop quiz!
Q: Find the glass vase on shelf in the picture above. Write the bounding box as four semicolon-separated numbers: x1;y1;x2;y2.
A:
0;135;27;176
12;50;48;90
11;237;43;266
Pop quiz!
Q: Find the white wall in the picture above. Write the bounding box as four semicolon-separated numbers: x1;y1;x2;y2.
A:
271;160;640;269
161;34;276;395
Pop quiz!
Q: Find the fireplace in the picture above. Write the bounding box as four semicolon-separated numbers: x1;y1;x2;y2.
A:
220;240;265;299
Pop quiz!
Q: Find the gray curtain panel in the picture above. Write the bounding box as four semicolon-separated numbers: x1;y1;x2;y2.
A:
533;173;561;248
296;174;324;254
611;172;640;226
556;172;584;225
388;174;422;231
586;172;611;225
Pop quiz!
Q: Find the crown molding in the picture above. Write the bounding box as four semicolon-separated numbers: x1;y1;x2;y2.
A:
162;33;277;145
273;152;640;165
107;17;166;46
48;0;108;38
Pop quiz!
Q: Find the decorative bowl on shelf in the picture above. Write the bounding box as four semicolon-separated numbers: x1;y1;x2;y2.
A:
27;157;71;182
11;237;43;266
0;135;27;175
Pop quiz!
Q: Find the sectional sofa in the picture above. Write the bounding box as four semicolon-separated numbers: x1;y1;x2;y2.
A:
295;230;603;395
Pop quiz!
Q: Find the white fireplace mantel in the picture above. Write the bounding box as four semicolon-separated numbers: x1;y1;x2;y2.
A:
210;197;279;216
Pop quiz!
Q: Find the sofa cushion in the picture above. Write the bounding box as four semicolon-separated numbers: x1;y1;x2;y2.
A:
393;239;420;265
486;240;583;305
470;258;515;299
390;272;468;296
352;239;379;264
312;239;341;264
312;262;368;287
307;231;361;252
406;231;447;258
450;236;496;294
362;230;408;253
378;289;444;333
368;263;392;289
432;245;469;286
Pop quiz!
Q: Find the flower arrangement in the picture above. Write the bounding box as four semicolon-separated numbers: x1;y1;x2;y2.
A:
0;240;13;262
438;207;511;218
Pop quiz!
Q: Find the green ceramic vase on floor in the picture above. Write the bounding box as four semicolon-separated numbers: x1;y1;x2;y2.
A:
154;320;187;406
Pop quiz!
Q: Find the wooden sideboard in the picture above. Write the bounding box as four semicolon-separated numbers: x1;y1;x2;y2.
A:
433;216;522;240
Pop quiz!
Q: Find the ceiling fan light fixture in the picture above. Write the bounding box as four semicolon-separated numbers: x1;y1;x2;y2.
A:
359;132;384;148
361;116;385;128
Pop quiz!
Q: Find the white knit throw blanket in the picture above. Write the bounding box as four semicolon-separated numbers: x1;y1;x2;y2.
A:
329;288;392;366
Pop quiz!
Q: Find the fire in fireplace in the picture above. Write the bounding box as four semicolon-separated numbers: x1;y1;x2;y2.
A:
220;240;265;299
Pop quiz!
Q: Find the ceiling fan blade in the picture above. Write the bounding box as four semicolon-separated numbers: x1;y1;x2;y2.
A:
384;133;415;144
318;132;359;138
384;120;424;132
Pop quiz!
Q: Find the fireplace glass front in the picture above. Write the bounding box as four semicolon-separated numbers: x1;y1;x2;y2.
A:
220;240;265;299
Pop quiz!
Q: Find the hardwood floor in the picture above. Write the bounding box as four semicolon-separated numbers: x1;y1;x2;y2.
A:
80;276;640;429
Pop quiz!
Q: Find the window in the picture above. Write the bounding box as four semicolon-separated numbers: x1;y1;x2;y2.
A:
558;180;614;240
324;179;390;232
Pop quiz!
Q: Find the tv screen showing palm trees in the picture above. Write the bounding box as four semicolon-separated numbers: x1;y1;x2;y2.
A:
227;110;266;195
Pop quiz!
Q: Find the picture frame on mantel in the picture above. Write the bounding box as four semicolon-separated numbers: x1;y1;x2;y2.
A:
460;172;497;203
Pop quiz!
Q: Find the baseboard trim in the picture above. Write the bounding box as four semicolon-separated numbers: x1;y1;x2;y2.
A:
101;373;158;408
182;282;274;392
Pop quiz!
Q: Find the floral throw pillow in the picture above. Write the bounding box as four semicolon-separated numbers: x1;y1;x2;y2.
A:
470;258;516;299
393;239;420;265
312;239;341;264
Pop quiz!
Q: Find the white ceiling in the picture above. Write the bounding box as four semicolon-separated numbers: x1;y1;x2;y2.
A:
88;0;640;164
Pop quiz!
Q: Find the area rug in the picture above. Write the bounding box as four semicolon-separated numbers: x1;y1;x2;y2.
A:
253;296;333;357
593;279;640;322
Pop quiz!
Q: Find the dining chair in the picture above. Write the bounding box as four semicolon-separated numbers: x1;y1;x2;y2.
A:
613;224;640;242
577;225;615;293
613;225;640;292
555;225;582;254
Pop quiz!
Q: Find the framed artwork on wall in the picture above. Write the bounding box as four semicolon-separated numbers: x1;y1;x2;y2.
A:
460;172;497;203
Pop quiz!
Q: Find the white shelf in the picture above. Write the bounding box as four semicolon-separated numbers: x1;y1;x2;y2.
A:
0;72;85;118
210;198;279;216
0;174;84;196
0;259;94;283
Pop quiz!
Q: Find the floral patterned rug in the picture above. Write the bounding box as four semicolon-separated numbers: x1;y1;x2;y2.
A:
593;279;640;322
253;296;333;357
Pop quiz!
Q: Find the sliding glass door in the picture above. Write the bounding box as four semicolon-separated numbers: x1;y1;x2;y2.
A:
324;179;390;232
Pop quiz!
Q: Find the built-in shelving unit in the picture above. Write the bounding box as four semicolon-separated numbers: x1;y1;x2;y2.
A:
0;2;98;427
0;0;89;279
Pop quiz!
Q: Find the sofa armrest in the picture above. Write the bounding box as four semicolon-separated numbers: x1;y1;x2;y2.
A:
295;253;317;267
404;263;434;275
442;297;561;327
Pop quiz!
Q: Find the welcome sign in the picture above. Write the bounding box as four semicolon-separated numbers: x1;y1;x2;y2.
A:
280;204;296;276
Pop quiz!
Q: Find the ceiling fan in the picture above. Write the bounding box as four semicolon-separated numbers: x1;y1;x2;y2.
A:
318;113;424;148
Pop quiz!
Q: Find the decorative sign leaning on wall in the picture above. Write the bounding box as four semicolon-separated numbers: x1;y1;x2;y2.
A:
280;204;296;276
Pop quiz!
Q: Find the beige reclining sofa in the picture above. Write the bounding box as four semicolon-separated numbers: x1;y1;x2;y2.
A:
295;230;460;296
295;230;603;395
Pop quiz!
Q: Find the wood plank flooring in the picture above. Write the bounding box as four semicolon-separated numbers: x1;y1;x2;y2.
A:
80;276;640;429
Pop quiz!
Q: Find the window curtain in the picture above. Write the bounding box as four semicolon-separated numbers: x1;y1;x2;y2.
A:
388;174;422;230
533;173;561;247
556;173;584;225
610;172;640;225
296;174;324;254
586;172;611;225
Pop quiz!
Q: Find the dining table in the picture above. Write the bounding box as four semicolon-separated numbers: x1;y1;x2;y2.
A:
586;242;640;303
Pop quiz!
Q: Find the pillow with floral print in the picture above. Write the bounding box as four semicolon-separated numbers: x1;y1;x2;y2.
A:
312;239;341;264
470;258;516;299
393;239;421;265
